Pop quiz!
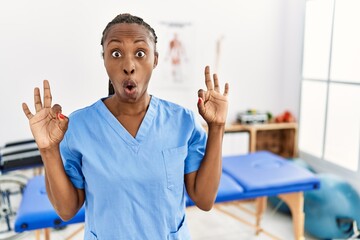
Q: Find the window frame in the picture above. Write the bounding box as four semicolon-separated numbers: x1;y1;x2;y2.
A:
299;0;360;189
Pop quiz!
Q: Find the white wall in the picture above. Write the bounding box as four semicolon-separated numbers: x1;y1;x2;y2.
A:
0;0;305;145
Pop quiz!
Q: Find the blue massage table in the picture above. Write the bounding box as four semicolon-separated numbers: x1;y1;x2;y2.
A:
14;151;320;240
0;139;45;239
14;175;86;239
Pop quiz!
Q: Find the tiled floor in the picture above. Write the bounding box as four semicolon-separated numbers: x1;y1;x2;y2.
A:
14;201;318;240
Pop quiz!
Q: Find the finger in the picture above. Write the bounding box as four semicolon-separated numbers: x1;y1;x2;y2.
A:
34;87;42;112
197;89;205;100
57;113;69;132
22;103;34;119
213;73;220;92
50;104;62;120
43;80;52;108
223;83;229;96
52;104;62;116
204;66;213;91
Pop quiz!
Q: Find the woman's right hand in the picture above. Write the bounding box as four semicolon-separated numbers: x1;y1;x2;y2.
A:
22;80;68;150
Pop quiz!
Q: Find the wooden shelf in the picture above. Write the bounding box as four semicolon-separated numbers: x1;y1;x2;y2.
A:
223;123;298;158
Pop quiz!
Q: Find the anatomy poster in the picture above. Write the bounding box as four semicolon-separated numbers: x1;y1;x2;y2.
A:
156;20;196;89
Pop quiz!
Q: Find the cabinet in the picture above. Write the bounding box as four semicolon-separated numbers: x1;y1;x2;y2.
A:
224;122;298;158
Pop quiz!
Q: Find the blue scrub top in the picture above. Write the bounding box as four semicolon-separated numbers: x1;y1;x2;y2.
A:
60;96;207;240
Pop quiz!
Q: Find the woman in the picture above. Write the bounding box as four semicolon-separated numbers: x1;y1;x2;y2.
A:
22;13;229;239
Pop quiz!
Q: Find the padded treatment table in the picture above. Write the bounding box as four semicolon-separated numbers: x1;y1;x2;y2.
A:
14;176;85;240
15;151;320;240
187;151;320;240
222;151;319;197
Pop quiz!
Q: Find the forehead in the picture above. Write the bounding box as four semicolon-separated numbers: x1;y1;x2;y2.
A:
104;23;153;45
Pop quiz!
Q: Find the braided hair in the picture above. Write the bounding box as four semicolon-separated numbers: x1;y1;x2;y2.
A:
101;13;157;48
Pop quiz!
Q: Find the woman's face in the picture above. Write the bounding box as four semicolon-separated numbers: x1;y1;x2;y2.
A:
103;23;158;103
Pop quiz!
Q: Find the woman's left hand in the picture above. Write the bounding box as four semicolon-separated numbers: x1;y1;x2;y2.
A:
197;66;229;127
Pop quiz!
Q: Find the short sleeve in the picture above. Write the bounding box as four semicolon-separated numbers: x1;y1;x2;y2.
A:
60;134;85;189
184;113;207;174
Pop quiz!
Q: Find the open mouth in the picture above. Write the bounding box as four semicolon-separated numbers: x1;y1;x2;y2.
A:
123;80;137;94
126;85;135;91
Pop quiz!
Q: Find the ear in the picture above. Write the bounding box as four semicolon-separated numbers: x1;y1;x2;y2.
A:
153;51;159;69
101;46;105;59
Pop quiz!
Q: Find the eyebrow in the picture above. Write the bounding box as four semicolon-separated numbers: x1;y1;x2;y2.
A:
106;38;148;46
134;39;147;44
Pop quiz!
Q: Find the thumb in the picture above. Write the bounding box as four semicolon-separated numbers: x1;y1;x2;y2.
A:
197;97;205;116
57;113;69;132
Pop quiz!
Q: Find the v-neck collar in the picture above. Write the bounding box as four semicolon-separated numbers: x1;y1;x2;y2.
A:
95;96;158;149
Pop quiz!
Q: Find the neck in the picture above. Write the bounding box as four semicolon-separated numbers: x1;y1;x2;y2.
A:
105;94;151;117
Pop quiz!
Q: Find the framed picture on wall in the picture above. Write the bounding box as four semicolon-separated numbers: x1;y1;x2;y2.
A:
153;20;196;90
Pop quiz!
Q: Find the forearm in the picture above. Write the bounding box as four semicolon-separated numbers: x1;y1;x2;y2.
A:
41;147;84;221
189;65;228;210
189;125;225;209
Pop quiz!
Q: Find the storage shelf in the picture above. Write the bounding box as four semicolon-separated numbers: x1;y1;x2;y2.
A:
223;123;298;158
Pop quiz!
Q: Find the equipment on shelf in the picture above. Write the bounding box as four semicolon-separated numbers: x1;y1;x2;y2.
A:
237;110;268;124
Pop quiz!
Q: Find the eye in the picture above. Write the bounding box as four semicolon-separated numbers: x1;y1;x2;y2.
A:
111;50;121;58
135;50;146;58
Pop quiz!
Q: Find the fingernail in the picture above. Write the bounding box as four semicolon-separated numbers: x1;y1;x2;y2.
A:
58;113;65;120
198;98;202;105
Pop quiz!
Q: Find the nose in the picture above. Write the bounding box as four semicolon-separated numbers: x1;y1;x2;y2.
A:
123;58;135;75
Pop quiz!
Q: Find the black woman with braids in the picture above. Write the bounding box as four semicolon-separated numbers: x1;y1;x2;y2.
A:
22;13;229;239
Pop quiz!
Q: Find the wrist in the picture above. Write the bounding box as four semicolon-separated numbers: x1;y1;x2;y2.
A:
39;145;60;157
207;123;225;133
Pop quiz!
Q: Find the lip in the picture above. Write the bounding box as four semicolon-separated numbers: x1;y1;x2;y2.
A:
122;79;137;96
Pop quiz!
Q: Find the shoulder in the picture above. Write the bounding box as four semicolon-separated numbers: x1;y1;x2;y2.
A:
152;96;201;131
64;99;106;140
68;99;103;120
65;99;106;133
155;96;193;116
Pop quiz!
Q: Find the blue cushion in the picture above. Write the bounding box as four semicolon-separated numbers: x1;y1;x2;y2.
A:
186;172;244;206
216;172;244;202
222;151;320;197
15;176;85;232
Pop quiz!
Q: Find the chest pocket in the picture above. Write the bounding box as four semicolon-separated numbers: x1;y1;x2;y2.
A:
162;145;188;190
